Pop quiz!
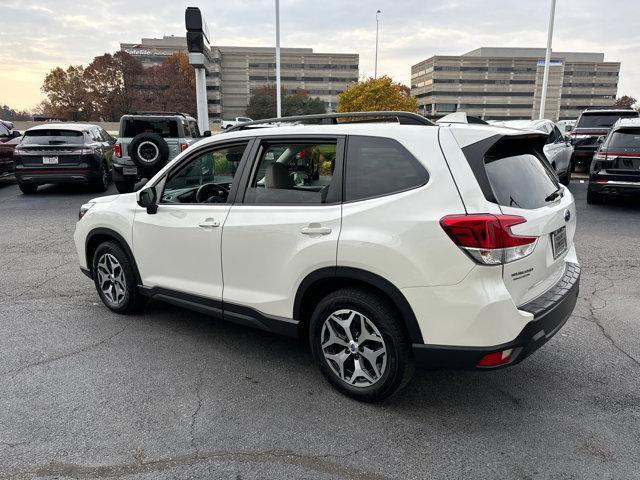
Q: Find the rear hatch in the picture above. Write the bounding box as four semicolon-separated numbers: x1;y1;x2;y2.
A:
119;117;182;161
17;129;86;167
459;132;577;306
593;127;640;179
572;111;640;152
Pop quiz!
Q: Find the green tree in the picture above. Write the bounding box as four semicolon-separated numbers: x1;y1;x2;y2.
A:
337;76;417;113
246;85;326;119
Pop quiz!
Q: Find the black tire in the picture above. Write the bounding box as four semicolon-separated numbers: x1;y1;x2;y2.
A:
92;241;146;314
309;288;415;402
559;168;571;186
18;183;38;194
90;161;109;192
587;190;604;205
115;180;136;194
129;133;169;171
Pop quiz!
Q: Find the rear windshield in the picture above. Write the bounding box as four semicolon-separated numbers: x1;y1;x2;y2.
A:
577;112;639;129
484;139;558;209
22;129;84;145
608;128;640;149
122;119;179;138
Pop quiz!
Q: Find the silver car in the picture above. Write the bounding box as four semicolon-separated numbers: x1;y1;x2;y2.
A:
112;112;206;193
495;119;573;185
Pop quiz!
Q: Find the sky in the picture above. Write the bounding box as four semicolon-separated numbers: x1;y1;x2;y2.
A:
1;0;639;110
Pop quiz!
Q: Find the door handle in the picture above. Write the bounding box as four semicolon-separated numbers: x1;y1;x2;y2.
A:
301;224;332;236
198;218;220;228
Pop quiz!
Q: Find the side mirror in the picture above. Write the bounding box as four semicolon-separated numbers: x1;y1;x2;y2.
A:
203;130;212;137
597;136;605;144
11;130;21;139
137;186;158;214
564;133;571;142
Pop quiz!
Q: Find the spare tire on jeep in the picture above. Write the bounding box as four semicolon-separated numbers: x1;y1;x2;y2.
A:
129;133;170;171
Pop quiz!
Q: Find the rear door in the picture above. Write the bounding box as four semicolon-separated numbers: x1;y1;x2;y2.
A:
221;135;344;319
480;135;577;306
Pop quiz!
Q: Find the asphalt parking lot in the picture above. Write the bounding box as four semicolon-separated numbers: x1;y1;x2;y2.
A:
0;178;639;479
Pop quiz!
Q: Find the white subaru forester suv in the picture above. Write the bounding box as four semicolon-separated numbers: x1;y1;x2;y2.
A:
74;112;580;402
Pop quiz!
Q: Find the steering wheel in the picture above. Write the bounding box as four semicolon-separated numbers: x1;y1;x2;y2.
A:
195;183;228;203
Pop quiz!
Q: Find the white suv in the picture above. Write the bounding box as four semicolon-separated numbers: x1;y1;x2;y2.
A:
74;112;580;402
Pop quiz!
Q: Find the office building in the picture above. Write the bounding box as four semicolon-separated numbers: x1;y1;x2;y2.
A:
121;37;359;121
410;47;620;121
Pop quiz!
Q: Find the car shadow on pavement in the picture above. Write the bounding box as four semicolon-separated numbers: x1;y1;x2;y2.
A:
138;298;575;413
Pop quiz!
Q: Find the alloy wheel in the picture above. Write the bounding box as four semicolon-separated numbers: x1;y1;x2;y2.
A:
320;309;387;387
96;253;127;306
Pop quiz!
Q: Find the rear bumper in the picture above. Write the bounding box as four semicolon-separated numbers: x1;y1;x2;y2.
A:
15;168;100;184
412;262;580;370
589;178;640;196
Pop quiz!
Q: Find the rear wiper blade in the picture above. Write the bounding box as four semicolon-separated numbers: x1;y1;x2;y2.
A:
545;187;564;202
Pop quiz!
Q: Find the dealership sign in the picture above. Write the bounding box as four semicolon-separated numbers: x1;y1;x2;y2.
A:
124;48;173;56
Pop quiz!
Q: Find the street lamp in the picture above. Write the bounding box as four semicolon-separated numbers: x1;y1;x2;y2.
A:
539;0;557;120
275;0;282;118
374;10;381;78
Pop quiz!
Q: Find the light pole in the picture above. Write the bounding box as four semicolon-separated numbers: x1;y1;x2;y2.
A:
374;10;381;78
275;0;282;118
539;0;556;120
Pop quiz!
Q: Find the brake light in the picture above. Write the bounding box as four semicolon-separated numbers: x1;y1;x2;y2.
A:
440;214;538;265
181;143;188;152
114;143;122;158
593;152;607;161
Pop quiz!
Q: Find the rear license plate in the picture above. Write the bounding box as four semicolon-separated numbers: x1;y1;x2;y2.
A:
42;156;58;165
551;226;568;259
123;167;138;176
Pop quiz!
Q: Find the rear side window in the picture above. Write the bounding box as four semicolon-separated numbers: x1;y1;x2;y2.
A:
577;112;639;129
0;123;9;136
607;128;640;149
123;119;179;138
484;139;558;209
22;129;84;145
345;136;428;202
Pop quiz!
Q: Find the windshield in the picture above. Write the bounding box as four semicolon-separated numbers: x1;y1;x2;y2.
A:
123;119;179;138
608;128;640;149
577;112;639;129
22;129;84;145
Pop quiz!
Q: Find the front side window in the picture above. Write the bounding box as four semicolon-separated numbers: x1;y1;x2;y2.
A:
161;143;248;204
345;136;429;202
244;141;338;205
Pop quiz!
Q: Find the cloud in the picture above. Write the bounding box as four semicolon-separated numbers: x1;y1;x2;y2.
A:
0;0;639;109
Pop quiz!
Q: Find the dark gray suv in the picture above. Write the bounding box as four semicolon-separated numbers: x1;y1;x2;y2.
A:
112;112;207;193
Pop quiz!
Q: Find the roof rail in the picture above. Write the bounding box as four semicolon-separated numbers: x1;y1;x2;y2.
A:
127;111;190;117
225;111;434;132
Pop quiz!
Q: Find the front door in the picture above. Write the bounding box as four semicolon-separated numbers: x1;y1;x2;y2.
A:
132;141;250;300
222;136;344;319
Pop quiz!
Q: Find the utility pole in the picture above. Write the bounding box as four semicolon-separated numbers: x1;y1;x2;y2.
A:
374;10;381;78
539;0;556;120
275;0;282;118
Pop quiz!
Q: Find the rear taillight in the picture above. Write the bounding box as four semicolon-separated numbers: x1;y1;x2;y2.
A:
180;143;188;152
440;214;538;265
114;143;122;158
593;152;607;161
